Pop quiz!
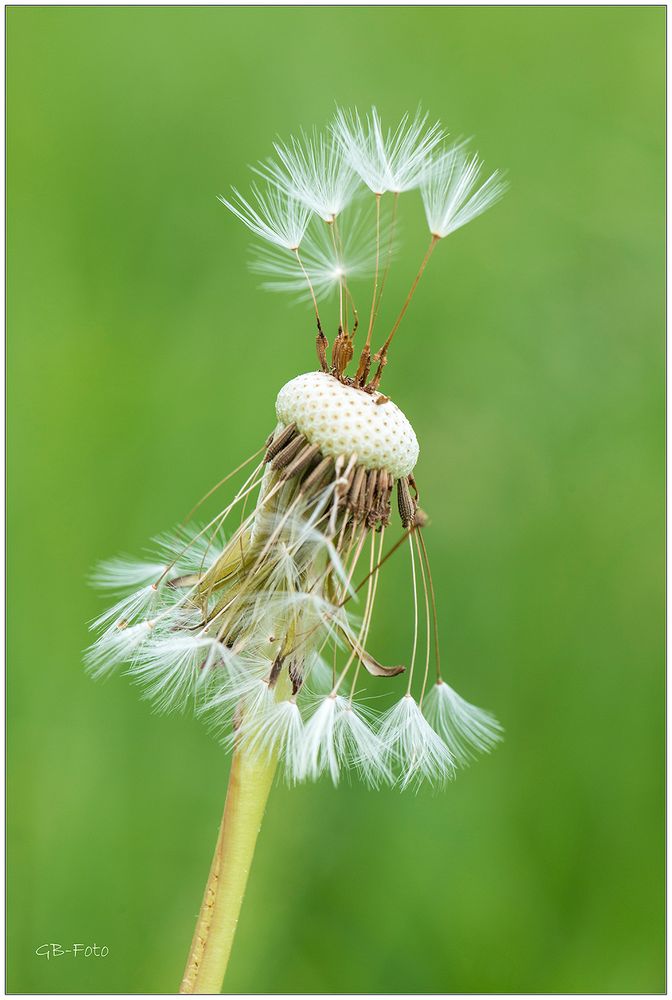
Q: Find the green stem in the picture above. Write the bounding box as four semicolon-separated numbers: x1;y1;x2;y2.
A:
179;746;278;993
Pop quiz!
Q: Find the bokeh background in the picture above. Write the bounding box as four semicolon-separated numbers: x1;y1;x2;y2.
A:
7;6;665;993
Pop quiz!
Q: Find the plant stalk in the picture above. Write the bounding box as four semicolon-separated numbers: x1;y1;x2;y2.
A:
179;745;278;993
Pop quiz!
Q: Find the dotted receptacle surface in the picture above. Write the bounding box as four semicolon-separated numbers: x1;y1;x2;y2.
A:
275;372;419;479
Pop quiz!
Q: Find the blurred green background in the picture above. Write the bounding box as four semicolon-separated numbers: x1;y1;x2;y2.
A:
7;5;664;994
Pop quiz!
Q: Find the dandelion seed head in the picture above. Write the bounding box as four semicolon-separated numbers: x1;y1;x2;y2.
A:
88;109;504;789
275;371;419;479
87;378;499;787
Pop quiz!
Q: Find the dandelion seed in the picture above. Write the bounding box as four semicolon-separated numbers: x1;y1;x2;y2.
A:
199;656;273;728
334;698;391;788
233;676;276;739
250;210;384;301
85;619;155;679
332;106;445;195
239;697;305;780
422;680;503;765
254;129;360;222
90;556;167;593
89;583;163;632
421;145;507;239
379;694;456;789
218;184;311;250
300;695;340;783
151;523;226;576
130;632;225;713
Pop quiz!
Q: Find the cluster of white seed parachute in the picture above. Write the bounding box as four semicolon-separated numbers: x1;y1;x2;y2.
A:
87;373;502;789
220;105;507;302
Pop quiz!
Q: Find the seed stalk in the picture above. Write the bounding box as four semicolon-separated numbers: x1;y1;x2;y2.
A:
179;745;278;994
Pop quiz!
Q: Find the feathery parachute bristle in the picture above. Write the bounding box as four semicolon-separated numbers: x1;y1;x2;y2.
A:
250;209;386;300
422;680;504;765
90;557;167;593
421;146;508;239
253;129;360;222
331;106;446;195
237;697;305;779
334;697;391;788
130;632;225;714
218;184;311;250
379;695;456;789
